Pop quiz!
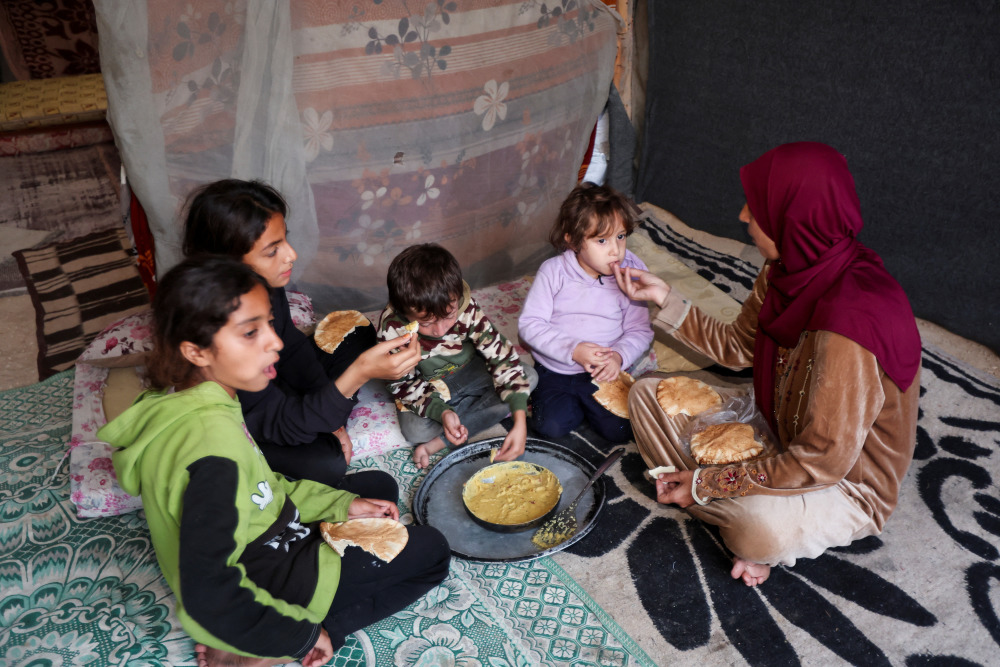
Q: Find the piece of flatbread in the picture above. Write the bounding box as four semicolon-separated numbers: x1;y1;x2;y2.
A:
690;422;763;465
386;320;419;339
592;371;635;419
319;518;409;562
655;376;722;417
429;377;452;402
647;465;677;480
314;310;371;353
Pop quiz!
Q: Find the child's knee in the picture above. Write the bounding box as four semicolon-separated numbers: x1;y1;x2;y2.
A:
423;527;452;576
398;412;442;444
529;411;576;438
422;526;451;563
590;414;633;443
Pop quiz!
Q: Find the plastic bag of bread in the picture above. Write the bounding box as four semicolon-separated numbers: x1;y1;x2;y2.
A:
680;389;776;466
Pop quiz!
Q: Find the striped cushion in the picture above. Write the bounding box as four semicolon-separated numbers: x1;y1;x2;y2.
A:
13;227;150;378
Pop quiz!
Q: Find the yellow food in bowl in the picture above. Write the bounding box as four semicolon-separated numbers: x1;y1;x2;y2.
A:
463;462;562;526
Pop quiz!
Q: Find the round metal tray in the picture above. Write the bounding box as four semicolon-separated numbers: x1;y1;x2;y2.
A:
412;437;606;562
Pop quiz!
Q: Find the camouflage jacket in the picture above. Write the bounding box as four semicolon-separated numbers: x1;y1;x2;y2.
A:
376;283;531;422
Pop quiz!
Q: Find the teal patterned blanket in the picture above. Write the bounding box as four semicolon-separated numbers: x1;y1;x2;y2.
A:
0;371;653;667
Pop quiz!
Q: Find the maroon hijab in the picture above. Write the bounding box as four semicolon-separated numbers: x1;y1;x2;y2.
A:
740;142;921;429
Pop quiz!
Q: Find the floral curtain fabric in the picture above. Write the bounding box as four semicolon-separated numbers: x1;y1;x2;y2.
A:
93;0;618;312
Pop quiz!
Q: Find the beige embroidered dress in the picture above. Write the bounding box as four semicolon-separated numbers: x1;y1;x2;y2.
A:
629;264;920;565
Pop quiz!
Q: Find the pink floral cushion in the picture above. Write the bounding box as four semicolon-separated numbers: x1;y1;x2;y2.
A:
287;290;317;329
69;362;144;517
348;380;408;460
76;309;154;367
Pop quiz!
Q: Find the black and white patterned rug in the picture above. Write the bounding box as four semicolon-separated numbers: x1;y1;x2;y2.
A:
526;217;1000;666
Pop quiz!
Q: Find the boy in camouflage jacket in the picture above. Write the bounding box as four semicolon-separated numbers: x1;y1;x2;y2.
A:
377;243;537;468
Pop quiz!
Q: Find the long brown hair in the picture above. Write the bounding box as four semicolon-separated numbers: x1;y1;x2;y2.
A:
182;179;288;258
549;182;636;252
146;256;268;389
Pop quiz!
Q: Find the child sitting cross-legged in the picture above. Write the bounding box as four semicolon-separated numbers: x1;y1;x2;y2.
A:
518;183;654;443
98;256;450;667
377;243;538;469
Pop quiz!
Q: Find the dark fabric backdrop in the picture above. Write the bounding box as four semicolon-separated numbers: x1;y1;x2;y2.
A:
635;0;999;353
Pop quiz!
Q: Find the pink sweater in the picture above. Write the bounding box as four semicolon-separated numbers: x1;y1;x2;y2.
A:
518;249;654;375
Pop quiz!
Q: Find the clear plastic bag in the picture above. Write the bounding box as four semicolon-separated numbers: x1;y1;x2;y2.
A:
681;388;777;463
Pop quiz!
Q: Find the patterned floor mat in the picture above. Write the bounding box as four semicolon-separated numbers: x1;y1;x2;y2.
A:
0;372;652;667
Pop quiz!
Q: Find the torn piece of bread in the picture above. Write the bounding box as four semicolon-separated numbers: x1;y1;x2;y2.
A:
319;518;409;562
314;310;371;353
655;376;722;417
690;422;763;465
429;377;452;402
389;320;418;339
646;465;677;481
592;371;635;419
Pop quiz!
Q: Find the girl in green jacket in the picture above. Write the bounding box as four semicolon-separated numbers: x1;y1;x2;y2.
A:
99;255;449;667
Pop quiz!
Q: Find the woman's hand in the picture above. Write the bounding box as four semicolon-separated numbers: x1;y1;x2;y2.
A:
655;469;696;508
348;497;400;520
612;263;671;306
573;342;614;375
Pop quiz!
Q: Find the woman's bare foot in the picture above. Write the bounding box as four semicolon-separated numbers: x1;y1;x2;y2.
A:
194;644;288;667
413;437;447;469
731;558;771;587
334;426;353;465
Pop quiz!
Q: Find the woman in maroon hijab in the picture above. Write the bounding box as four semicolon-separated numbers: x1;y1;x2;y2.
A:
615;142;921;586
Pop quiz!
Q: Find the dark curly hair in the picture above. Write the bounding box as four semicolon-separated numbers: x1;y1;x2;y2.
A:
182;179;288;258
549;182;637;252
146;255;268;390
386;243;463;319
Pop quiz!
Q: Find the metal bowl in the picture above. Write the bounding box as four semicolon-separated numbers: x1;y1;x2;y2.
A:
462;461;563;533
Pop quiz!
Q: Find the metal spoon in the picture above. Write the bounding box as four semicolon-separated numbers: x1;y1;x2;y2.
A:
531;447;626;550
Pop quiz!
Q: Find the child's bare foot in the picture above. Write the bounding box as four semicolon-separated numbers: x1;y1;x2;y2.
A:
413;437;447;469
731;557;771;587
195;644;288;667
